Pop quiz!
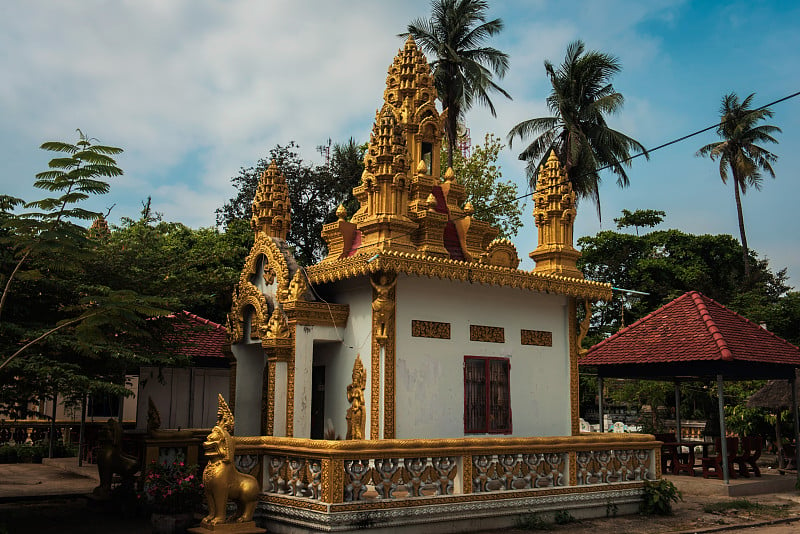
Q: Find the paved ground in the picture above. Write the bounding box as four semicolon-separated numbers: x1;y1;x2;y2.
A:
1;458;800;533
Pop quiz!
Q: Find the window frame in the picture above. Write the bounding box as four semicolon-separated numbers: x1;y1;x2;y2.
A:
463;355;512;434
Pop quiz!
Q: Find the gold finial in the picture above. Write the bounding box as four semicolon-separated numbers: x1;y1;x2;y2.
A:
426;193;437;209
336;204;347;221
416;160;427;174
444;167;455;182
217;393;235;433
463;201;475;216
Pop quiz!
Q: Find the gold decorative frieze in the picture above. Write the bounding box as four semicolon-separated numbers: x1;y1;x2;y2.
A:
370;272;397;439
282;300;350;328
521;329;553;347
305;249;612;302
470;325;504;343
411;320;451;339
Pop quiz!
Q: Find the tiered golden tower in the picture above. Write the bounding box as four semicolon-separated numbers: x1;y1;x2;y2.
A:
322;37;497;262
529;151;582;278
251;161;291;241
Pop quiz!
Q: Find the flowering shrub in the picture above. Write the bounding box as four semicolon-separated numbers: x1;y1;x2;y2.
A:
139;454;203;514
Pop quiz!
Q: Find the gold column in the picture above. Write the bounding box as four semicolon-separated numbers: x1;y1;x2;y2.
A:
569;298;580;436
370;273;397;439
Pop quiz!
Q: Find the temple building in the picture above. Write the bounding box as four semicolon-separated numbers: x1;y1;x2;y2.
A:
223;37;658;534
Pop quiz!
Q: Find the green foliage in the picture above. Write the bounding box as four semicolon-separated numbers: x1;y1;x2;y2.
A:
614;209;666;235
577;224;791;344
514;512;552;530
405;0;510;167
138;454;203;514
91;206;247;324
553;510;576;525
0;441;76;463
508;40;647;218
640;478;682;516
444;133;522;238
216;140;363;265
0;132;184;420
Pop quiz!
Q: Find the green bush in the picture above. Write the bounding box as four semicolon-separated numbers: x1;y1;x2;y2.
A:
640;478;682;515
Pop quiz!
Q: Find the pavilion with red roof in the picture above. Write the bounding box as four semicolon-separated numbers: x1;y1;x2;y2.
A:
580;291;800;482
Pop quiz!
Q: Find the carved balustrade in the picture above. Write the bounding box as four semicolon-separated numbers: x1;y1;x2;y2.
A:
235;434;658;506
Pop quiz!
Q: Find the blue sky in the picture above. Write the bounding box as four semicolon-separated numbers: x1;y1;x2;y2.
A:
2;1;798;286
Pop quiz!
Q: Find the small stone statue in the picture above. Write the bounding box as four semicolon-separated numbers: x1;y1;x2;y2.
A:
92;418;139;500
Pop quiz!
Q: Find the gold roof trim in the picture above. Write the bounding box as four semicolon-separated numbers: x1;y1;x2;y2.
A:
305;250;611;301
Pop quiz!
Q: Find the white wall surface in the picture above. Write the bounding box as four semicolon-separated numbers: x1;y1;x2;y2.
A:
232;342;265;436
394;275;571;439
312;279;372;441
136;368;229;430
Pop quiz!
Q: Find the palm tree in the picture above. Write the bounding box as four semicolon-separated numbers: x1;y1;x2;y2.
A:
697;92;780;278
405;0;511;168
507;40;647;218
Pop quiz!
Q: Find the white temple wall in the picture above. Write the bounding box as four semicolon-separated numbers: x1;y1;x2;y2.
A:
293;324;344;438
314;279;372;441
232;342;265;436
394;275;571;439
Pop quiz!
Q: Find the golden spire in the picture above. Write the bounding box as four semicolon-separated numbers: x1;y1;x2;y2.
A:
88;214;110;240
251;161;291;241
320;37;498;262
529;151;583;278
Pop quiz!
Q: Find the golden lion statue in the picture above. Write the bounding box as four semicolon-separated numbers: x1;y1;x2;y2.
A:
201;395;260;526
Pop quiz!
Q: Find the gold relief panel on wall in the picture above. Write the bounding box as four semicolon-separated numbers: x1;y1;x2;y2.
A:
469;325;504;343
411;320;451;339
520;329;553;347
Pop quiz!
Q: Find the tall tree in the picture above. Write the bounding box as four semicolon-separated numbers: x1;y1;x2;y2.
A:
507;40;647;218
0;133;178;418
696;92;780;278
405;0;511;168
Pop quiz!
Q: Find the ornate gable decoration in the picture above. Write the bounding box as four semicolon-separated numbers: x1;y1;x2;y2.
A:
251;161;291;241
227;235;293;344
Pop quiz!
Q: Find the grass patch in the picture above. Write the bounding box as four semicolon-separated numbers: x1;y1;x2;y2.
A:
702;499;789;517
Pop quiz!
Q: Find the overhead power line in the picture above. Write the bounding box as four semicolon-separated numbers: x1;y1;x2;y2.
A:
344;89;800;255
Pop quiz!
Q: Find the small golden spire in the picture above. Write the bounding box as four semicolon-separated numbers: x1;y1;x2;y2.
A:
336;204;347;221
416;160;427;175
463;201;474;216
251;161;291;240
444;167;456;182
426;193;437;210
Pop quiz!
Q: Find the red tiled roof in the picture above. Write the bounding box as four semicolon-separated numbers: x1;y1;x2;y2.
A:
161;311;228;359
581;291;800;366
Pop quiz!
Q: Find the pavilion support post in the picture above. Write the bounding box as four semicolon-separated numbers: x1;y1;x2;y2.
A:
792;376;799;485
717;374;730;484
674;380;682;441
598;376;604;432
